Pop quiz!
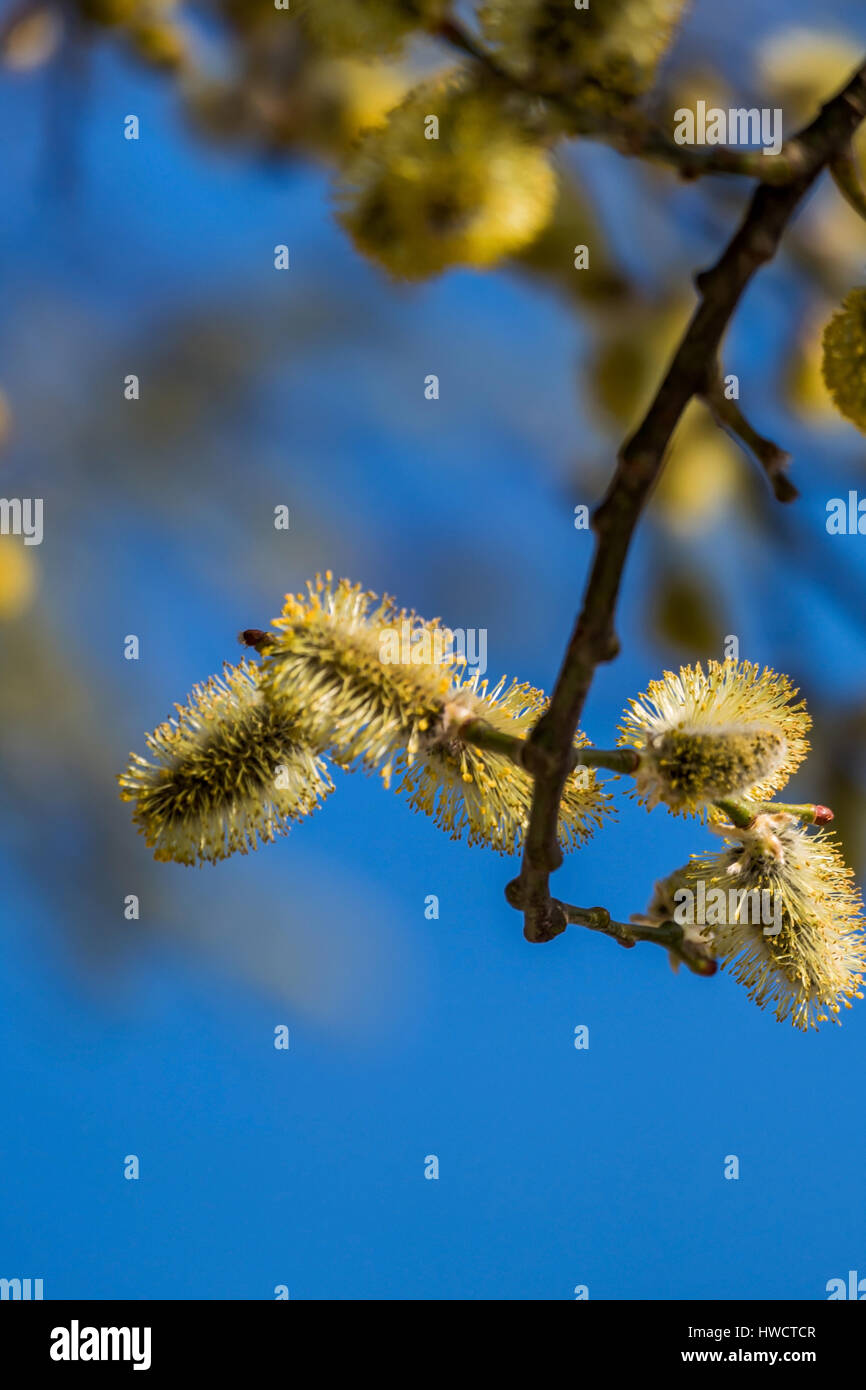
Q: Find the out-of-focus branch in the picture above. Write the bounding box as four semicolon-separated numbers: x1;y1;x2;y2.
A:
830;144;866;222
701;368;798;502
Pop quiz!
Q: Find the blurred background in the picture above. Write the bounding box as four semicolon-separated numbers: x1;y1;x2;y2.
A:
1;0;865;1300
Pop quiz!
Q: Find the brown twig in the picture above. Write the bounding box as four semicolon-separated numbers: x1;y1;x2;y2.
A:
501;883;718;975
508;60;866;945
701;367;798;502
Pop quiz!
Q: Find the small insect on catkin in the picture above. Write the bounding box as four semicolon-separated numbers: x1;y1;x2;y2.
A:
618;659;811;817
118;661;333;865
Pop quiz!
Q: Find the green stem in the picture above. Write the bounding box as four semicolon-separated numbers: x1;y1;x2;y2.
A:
714;797;755;829
714;798;833;827
456;720;638;778
453;718;528;765
573;747;640;774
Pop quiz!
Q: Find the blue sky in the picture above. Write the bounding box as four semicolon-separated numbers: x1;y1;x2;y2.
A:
1;1;865;1300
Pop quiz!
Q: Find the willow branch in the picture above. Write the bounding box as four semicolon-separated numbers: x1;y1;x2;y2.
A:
568;905;718;977
509;60;866;944
501;885;717;975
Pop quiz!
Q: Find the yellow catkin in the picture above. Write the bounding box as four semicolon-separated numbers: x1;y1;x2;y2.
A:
618;660;811;816
119;661;333;865
479;0;688;112
394;672;612;854
686;816;866;1030
263;574;459;775
821;289;866;433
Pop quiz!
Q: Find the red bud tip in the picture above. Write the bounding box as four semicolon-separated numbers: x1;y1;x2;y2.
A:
813;805;834;825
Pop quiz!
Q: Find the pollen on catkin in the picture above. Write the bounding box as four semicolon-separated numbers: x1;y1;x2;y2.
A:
118;661;333;866
821;288;866;433
685;814;866;1030
478;0;688;113
335;77;557;279
393;672;612;855
298;0;447;56
262;574;460;779
618;660;811;816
